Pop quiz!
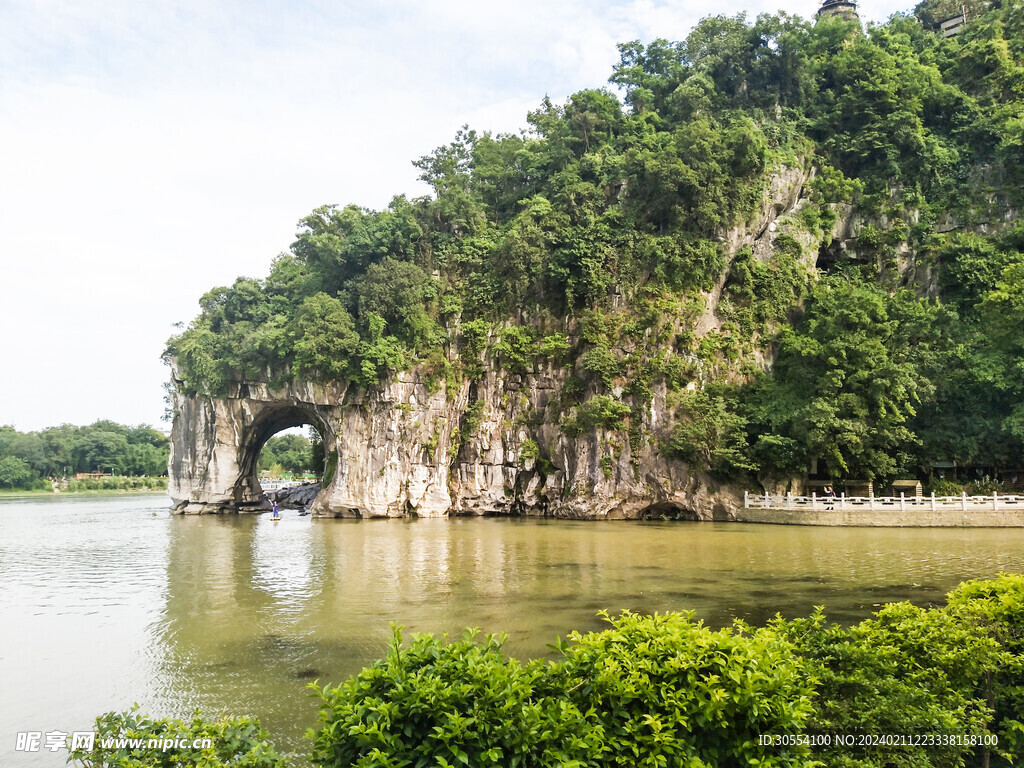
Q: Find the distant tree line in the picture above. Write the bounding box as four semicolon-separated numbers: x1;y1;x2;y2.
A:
258;432;321;477
0;421;169;490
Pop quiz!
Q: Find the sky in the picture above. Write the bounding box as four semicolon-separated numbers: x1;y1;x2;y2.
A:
0;0;915;432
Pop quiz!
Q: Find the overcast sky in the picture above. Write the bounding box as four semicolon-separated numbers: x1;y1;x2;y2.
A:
0;0;915;432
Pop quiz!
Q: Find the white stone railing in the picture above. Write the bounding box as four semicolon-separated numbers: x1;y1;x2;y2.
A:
260;480;305;491
744;490;1024;512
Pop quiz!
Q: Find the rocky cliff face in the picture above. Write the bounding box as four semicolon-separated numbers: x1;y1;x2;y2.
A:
169;364;746;519
169;163;822;520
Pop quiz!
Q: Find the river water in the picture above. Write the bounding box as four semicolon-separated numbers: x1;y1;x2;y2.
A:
3;493;1024;766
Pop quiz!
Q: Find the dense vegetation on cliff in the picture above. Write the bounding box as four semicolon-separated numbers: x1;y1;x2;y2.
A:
166;0;1024;484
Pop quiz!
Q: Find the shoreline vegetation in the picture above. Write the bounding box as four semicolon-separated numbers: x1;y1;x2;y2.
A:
0;421;170;493
0;489;166;498
61;475;169;493
70;574;1024;768
0;479;169;498
1;426;317;497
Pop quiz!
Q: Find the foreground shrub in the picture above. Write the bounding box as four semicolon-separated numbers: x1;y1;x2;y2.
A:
555;610;816;767
309;628;599;768
778;603;1009;768
945;574;1024;765
80;575;1024;767
310;614;815;768
66;476;168;492
67;707;287;767
927;478;964;496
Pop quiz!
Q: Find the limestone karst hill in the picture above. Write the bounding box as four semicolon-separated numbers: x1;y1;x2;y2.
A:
166;0;1024;516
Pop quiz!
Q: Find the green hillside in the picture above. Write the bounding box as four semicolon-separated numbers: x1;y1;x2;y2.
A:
165;0;1024;485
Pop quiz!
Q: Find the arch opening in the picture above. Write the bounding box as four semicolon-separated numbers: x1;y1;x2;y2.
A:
255;427;323;483
235;405;334;511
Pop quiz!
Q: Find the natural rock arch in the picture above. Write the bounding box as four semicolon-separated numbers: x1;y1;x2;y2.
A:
168;379;342;514
165;156;812;519
166;368;745;519
234;404;333;508
167;372;466;517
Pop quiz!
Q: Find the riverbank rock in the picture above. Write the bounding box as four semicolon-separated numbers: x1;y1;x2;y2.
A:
266;482;321;509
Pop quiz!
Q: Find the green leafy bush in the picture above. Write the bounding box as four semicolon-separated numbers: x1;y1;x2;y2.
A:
723;245;808;337
492;326;537;374
561;396;631;436
518;438;540;465
306;576;1024;768
777;603;1007;767
579;344;622;389
65;476;168;492
309;615;815;768
309;628;598;768
461;400;485;437
945;574;1024;763
80;575;1024;767
927;478;964;496
68;707;287;768
536;333;571;360
965;478;1006;496
555;611;816;767
0;456;45;489
665;389;755;475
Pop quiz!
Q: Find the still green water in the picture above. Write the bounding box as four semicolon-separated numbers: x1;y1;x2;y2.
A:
3;493;1024;765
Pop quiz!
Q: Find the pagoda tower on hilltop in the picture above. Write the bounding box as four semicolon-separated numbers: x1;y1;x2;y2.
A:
817;0;860;23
